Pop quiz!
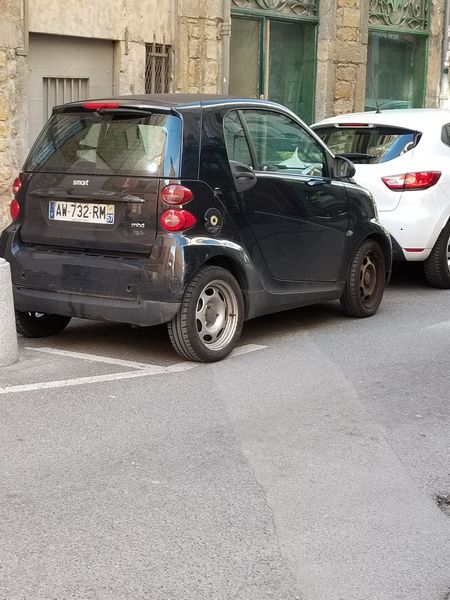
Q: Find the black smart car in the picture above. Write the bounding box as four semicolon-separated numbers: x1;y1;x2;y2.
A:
0;95;391;362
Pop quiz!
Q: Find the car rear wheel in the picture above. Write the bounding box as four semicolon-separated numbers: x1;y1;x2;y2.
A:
168;266;244;362
340;239;386;317
15;311;71;338
423;222;450;288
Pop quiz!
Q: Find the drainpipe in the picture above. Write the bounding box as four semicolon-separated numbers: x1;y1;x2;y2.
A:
16;0;29;56
221;0;231;94
439;0;450;107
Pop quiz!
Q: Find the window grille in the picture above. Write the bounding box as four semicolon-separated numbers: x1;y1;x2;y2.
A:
369;0;429;32
145;42;171;93
231;0;318;20
43;77;89;121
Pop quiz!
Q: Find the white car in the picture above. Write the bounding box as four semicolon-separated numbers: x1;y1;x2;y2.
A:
312;108;450;288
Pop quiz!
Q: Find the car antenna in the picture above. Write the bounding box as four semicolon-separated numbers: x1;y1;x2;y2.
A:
370;74;381;113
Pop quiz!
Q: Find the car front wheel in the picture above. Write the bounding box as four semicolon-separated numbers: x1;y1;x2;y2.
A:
340;239;386;317
168;266;244;362
15;311;71;338
423;221;450;288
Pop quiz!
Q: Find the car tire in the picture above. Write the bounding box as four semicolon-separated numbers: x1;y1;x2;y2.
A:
168;266;244;362
423;222;450;288
340;239;386;318
15;310;71;338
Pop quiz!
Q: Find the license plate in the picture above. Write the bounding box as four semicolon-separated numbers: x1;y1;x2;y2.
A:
49;201;115;224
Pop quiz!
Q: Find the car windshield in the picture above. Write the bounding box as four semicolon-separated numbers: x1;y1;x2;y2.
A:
25;111;182;177
314;125;420;164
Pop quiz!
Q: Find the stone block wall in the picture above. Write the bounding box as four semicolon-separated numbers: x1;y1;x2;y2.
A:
0;50;11;227
317;0;445;121
315;0;368;122
333;0;368;116
176;0;224;93
426;0;446;106
28;0;177;98
0;0;26;230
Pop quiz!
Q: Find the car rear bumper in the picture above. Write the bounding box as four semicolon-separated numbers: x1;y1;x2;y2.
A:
13;285;180;327
0;225;184;327
389;232;432;262
378;189;450;262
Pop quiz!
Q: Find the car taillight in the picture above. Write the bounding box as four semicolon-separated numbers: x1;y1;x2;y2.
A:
382;171;441;191
82;102;120;110
10;176;21;221
12;176;21;196
160;184;193;205
160;209;197;232
10;198;20;221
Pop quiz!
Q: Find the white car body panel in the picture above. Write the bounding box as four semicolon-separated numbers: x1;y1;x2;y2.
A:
312;109;450;261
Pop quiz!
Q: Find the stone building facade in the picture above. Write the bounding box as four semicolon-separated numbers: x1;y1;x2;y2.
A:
0;0;447;227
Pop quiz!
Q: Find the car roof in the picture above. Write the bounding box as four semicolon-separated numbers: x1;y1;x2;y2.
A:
312;108;450;132
54;94;289;113
105;93;239;107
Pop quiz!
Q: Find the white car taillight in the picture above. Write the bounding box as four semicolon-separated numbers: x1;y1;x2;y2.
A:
382;171;441;191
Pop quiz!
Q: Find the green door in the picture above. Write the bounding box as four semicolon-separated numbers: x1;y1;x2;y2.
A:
229;16;317;123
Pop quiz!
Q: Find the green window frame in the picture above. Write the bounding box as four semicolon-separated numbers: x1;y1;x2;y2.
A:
229;1;319;123
366;0;430;110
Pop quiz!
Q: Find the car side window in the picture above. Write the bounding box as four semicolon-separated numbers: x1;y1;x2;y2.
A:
223;111;253;168
241;110;328;176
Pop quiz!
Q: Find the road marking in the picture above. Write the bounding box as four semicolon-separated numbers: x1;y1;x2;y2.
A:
229;344;266;357
0;369;170;394
26;347;161;370
424;321;450;330
0;344;266;395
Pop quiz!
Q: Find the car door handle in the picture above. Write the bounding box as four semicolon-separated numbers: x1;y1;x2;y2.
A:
306;178;328;187
236;172;255;180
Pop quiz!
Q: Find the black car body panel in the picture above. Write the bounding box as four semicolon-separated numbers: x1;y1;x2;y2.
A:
1;94;392;329
20;172;160;253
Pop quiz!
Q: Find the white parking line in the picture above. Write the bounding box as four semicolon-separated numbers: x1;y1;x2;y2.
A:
0;344;266;394
0;368;172;394
228;344;266;357
424;321;450;330
26;347;160;370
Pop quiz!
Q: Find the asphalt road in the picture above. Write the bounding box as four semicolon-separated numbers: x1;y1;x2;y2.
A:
1;264;450;600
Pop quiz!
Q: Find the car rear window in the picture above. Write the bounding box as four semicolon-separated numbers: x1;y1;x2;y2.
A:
25;111;182;177
314;125;420;164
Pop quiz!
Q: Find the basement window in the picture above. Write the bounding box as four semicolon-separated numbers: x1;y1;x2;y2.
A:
145;42;171;93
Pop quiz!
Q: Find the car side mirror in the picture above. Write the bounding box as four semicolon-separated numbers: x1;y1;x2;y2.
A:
230;161;257;192
333;155;356;179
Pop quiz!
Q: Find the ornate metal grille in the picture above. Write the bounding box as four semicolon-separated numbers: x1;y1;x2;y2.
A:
145;42;171;94
369;0;429;31
231;0;318;19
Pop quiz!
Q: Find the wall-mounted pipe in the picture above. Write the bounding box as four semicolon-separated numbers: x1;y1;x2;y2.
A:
16;0;29;57
221;0;231;94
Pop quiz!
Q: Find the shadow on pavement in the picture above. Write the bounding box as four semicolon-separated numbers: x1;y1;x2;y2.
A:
18;261;432;362
388;262;429;288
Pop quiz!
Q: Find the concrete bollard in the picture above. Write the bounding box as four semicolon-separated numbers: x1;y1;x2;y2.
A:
0;258;18;366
